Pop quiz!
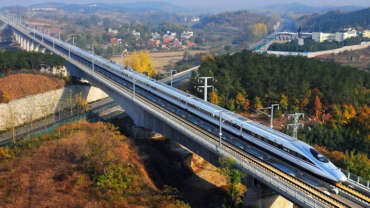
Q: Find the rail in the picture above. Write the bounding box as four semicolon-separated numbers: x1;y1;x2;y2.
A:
1;15;365;208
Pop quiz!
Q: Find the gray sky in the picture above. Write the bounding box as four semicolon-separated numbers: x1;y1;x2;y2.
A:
0;0;368;11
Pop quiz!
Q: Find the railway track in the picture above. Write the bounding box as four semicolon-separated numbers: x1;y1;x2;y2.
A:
12;23;363;208
335;183;370;207
86;66;348;208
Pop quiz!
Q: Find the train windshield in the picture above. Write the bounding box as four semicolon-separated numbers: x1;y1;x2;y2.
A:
310;148;329;163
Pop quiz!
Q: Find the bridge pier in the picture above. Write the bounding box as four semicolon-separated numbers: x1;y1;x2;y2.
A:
244;177;294;208
26;39;31;51
65;65;295;208
29;41;34;52
34;44;40;52
1;18;339;206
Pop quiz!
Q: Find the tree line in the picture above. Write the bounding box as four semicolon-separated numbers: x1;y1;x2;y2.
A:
0;50;65;76
190;50;369;179
296;8;370;33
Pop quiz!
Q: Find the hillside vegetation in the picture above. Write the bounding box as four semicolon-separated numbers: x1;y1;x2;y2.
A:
193;11;279;49
191;51;369;179
297;8;370;32
0;121;190;208
0;73;65;102
0;51;67;103
0;51;65;76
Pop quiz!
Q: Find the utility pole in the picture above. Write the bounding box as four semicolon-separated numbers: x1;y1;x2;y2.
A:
58;31;61;40
287;113;304;138
133;77;136;99
72;36;76;46
257;104;280;129
218;110;224;147
197;77;214;101
170;70;177;87
91;43;95;71
121;51;125;66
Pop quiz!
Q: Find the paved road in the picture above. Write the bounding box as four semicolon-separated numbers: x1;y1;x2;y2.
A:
159;65;200;87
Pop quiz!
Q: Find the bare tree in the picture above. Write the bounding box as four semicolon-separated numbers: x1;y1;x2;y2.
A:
25;96;38;138
6;104;18;144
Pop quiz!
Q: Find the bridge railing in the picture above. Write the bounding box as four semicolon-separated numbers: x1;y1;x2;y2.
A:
341;169;370;189
2;15;351;207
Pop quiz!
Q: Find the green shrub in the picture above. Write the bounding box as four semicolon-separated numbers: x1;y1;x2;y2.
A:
95;165;136;195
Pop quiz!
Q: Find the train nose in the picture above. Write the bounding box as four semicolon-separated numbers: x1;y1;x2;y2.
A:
336;170;347;183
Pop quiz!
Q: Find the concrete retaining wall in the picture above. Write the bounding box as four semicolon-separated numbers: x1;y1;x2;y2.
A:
267;41;370;58
0;85;108;130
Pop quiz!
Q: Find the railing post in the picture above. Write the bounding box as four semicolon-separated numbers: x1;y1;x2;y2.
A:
219;111;223;147
133;78;136;99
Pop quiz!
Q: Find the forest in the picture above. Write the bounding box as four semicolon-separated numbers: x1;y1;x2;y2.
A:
190;51;369;179
297;8;370;32
0;51;65;76
268;36;370;52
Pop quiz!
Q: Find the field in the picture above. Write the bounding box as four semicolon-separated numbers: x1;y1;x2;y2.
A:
111;50;207;73
315;47;370;71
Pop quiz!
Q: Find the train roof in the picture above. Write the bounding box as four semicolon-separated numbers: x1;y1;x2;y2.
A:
42;30;299;145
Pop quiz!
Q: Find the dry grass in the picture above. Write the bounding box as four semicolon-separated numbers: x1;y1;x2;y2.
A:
315;47;370;71
0;121;188;208
111;50;207;73
0;73;65;101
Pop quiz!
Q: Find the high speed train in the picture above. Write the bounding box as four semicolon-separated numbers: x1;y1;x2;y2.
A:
25;26;346;183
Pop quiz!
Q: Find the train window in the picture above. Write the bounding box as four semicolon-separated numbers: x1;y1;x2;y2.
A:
310;148;328;163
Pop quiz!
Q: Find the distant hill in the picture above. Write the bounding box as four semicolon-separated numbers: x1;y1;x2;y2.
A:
263;3;364;14
29;2;194;14
193;10;279;47
297;8;370;32
26;2;196;25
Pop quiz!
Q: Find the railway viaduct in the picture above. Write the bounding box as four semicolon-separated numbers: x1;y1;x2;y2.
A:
1;14;368;208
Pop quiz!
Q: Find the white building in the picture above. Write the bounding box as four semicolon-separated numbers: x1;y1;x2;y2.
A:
108;28;119;35
181;31;194;40
312;32;336;42
191;17;200;22
335;29;357;42
132;30;141;38
362;30;370;38
313;29;358;42
151;32;161;40
163;31;177;40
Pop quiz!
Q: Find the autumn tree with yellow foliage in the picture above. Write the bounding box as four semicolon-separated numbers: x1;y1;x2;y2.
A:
279;94;288;111
209;91;220;105
236;92;250;111
124;51;156;77
254;96;263;110
250;23;268;38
